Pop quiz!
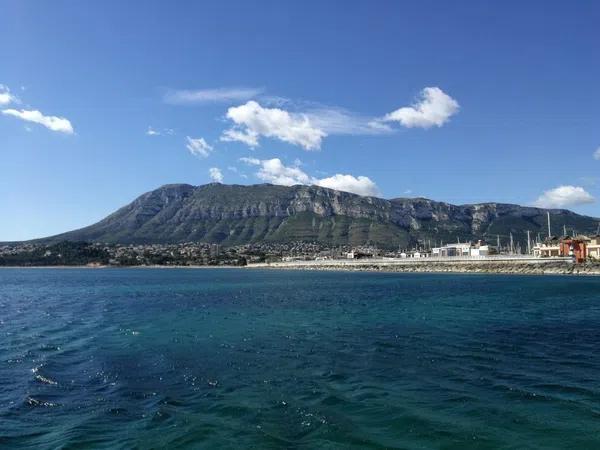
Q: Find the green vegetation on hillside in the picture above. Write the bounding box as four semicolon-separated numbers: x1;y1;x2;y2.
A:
24;183;599;249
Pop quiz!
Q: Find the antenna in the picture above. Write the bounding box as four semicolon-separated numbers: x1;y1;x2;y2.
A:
547;212;551;237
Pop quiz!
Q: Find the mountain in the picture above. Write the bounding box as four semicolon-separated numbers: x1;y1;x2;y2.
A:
36;183;599;249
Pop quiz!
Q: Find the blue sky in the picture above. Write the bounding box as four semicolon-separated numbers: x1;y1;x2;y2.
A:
1;0;599;241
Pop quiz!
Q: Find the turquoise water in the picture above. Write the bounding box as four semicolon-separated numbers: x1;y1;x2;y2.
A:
2;269;600;449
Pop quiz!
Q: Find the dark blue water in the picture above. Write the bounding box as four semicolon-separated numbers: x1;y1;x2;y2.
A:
2;269;600;449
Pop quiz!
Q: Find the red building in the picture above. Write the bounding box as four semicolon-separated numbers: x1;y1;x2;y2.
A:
559;238;588;263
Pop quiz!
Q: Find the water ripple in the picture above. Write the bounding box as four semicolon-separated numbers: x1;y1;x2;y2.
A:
2;269;600;448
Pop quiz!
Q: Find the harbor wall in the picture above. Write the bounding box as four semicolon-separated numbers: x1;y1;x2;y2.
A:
250;257;600;275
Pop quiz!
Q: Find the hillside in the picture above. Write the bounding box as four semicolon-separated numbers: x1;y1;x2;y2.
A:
36;183;599;249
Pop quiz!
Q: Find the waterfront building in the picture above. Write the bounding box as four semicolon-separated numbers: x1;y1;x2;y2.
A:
470;240;490;256
437;243;472;257
588;235;600;260
559;236;589;263
409;250;431;258
532;235;598;262
429;241;491;258
532;237;561;257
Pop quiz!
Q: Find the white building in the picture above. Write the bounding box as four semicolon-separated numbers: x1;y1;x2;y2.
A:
532;239;561;257
432;241;491;258
470;245;490;257
435;243;472;257
588;236;600;260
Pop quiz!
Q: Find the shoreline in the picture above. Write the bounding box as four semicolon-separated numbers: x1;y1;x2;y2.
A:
3;259;600;276
246;258;600;276
0;264;241;269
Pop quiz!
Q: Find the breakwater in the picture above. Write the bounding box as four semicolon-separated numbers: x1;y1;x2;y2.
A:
250;257;600;275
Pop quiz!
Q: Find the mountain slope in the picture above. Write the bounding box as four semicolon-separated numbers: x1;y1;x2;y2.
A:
39;183;599;248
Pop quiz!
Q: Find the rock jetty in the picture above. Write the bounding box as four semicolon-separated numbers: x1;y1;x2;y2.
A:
250;258;600;276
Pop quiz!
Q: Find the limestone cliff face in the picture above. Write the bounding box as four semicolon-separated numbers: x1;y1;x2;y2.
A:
40;183;599;248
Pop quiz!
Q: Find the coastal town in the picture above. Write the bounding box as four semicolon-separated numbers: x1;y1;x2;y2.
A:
1;210;598;269
2;232;600;269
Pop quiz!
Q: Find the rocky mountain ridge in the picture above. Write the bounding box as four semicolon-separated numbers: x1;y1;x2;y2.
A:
30;183;600;248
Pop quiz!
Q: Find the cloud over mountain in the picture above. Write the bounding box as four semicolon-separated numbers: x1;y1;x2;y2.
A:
209;167;223;183
241;157;379;196
534;185;595;208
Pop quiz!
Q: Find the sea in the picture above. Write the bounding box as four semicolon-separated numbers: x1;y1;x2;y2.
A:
1;268;600;449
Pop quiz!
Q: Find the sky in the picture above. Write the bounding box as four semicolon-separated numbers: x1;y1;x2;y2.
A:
1;0;599;241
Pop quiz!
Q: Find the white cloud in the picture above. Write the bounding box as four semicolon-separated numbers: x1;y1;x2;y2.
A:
186;136;213;158
255;158;313;186
0;85;17;105
2;109;73;134
240;157;379;196
593;147;600;160
164;87;263;104
146;126;173;136
218;91;462;150
221;101;326;150
261;96;394;136
316;174;380;196
221;128;259;147
239;156;260;165
534;185;595;208
384;87;459;128
209;167;223;183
